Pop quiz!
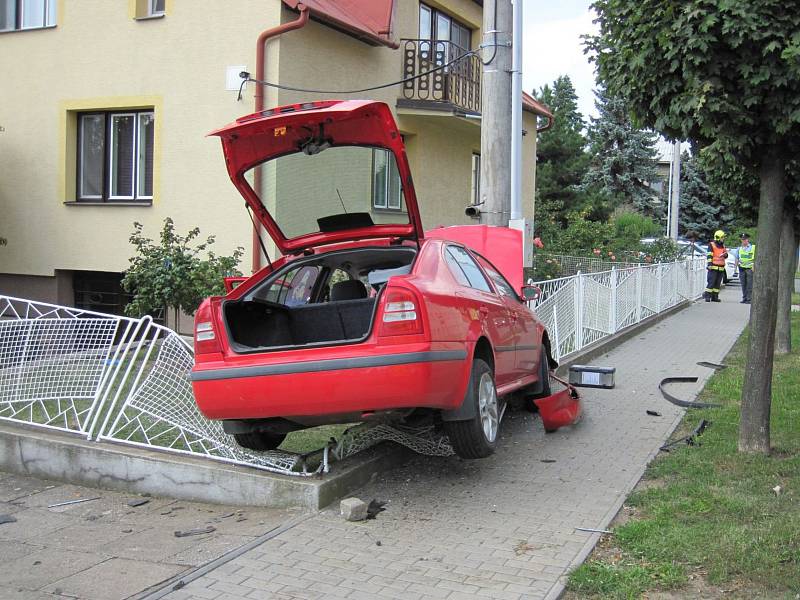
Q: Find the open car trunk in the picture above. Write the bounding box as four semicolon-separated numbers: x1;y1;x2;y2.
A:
223;246;416;352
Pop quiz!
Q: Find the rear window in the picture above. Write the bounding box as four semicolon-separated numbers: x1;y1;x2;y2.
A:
247;146;411;240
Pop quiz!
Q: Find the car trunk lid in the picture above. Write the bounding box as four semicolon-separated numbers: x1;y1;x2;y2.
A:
210;100;424;255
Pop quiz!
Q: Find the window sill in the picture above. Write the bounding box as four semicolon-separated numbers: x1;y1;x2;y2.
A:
0;24;57;35
64;201;153;207
372;208;407;214
134;14;165;21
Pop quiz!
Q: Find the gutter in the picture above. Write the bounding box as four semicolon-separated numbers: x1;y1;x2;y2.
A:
251;4;310;273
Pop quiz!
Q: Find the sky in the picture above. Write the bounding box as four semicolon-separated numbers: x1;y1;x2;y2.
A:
522;1;599;121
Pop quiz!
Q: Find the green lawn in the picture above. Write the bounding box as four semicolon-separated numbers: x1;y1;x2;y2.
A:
566;314;800;599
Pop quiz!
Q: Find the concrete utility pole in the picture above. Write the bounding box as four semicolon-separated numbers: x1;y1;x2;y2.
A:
668;140;681;239
480;0;513;227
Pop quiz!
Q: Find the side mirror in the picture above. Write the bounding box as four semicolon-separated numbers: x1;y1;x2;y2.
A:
521;285;541;301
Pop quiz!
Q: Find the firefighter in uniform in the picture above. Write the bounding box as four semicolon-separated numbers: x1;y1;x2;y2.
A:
737;232;755;304
705;230;728;302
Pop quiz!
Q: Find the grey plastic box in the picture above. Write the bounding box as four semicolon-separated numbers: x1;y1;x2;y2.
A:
569;365;616;389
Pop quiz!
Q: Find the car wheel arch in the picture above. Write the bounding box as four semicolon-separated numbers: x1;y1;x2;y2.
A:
441;336;494;423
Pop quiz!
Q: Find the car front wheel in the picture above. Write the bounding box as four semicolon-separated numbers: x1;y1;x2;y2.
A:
444;359;499;459
233;431;287;451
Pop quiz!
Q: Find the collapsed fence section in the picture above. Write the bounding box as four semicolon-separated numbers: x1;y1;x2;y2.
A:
528;258;706;362
0;296;308;475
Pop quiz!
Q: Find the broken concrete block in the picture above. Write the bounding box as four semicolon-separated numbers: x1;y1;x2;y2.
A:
340;497;368;522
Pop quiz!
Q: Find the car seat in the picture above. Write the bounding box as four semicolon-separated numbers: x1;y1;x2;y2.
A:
330;279;368;301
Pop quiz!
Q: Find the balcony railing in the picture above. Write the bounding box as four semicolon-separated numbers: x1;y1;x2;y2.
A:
400;39;482;115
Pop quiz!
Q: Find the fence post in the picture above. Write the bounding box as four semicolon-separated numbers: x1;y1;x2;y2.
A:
551;304;560;361
608;267;618;334
635;265;643;323
656;264;663;314
575;271;584;351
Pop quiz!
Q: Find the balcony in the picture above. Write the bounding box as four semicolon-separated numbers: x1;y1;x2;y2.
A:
398;39;482;116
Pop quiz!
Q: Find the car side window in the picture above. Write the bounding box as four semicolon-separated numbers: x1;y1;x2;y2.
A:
260;265;320;306
475;256;518;300
444;245;492;292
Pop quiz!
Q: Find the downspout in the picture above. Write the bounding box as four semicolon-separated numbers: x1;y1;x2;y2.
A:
251;4;310;273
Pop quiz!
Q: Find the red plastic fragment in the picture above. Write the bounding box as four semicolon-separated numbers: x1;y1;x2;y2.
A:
532;375;582;432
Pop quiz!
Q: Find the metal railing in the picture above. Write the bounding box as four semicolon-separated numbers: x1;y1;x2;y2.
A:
400;39;481;114
0;295;307;475
530;253;645;279
528;258;706;361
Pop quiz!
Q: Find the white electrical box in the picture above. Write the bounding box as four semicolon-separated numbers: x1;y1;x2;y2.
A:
509;218;534;268
226;65;248;91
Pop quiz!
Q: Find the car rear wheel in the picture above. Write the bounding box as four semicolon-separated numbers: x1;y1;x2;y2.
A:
233;431;287;451
444;359;499;459
525;349;552;412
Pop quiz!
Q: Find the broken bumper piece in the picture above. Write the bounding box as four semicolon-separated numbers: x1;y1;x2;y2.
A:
533;375;582;432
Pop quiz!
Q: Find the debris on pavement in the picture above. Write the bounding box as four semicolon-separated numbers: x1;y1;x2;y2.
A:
513;540;536;555
174;526;216;538
575;527;613;534
646;410;662;417
126;498;150;507
0;514;17;525
660;419;712;452
366;499;386;520
659;376;721;409
340;497;368;521
540;459;557;463
696;361;727;370
47;497;101;508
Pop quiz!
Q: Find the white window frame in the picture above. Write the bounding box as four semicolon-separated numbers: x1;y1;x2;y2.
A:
78;114;104;200
148;0;165;17
371;149;403;211
77;109;154;203
471;153;481;206
1;0;55;31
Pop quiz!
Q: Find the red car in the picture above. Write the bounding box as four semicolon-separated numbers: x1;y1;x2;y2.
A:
190;100;578;459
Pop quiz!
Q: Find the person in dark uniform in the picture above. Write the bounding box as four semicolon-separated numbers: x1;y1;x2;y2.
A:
704;230;728;302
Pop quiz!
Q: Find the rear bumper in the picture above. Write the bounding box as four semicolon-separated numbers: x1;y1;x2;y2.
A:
191;348;470;420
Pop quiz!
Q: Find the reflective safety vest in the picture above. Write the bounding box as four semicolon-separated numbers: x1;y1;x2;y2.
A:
708;242;726;267
739;244;755;269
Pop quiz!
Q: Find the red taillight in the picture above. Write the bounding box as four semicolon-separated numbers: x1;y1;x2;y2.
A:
194;300;222;355
378;288;423;336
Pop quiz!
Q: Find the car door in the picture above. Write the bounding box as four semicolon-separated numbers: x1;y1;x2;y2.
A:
444;245;516;386
475;255;540;380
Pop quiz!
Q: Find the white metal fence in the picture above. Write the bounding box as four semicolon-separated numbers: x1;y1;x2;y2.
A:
528;258;706;361
0;296;308;475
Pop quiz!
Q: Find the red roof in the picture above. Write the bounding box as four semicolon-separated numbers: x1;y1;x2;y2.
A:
522;92;552;118
282;0;397;48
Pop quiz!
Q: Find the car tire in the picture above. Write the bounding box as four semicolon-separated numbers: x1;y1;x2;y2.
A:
444;359;499;459
525;349;552;412
233;431;287;451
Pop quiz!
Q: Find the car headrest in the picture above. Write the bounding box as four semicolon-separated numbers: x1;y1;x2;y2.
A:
330;279;368;301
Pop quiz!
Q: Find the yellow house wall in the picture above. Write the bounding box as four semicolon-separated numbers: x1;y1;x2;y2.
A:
1;0;541;285
0;0;282;278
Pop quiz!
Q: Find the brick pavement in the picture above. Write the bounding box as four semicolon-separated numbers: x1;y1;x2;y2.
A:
163;289;749;600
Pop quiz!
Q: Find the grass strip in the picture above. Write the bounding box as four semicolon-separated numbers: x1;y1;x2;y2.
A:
566;313;800;599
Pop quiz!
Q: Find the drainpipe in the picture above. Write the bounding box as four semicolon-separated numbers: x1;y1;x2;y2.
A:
251;4;310;273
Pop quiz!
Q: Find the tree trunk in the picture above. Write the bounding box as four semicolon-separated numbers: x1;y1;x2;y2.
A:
738;149;786;454
775;202;796;354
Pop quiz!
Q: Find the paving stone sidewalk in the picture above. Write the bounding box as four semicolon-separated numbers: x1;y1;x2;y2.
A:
164;289;749;600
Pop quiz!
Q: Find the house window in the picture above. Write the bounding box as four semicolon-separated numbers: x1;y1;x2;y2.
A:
419;3;471;50
149;0;165;16
372;149;402;211
0;0;56;31
471;153;481;206
77;110;154;202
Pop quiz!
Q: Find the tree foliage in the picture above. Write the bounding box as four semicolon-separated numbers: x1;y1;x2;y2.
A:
122;218;243;319
582;87;661;218
535;76;590;226
679;151;734;240
587;0;800;454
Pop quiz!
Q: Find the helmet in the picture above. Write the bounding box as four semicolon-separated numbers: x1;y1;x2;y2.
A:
714;230;725;241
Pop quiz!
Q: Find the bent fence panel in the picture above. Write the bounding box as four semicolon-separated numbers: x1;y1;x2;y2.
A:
529;258;705;362
0;296;306;476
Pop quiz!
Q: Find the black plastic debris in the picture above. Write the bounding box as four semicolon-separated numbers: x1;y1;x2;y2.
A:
660;419;712;452
127;498;150;507
366;500;386;520
0;514;17;525
646;410;661;417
